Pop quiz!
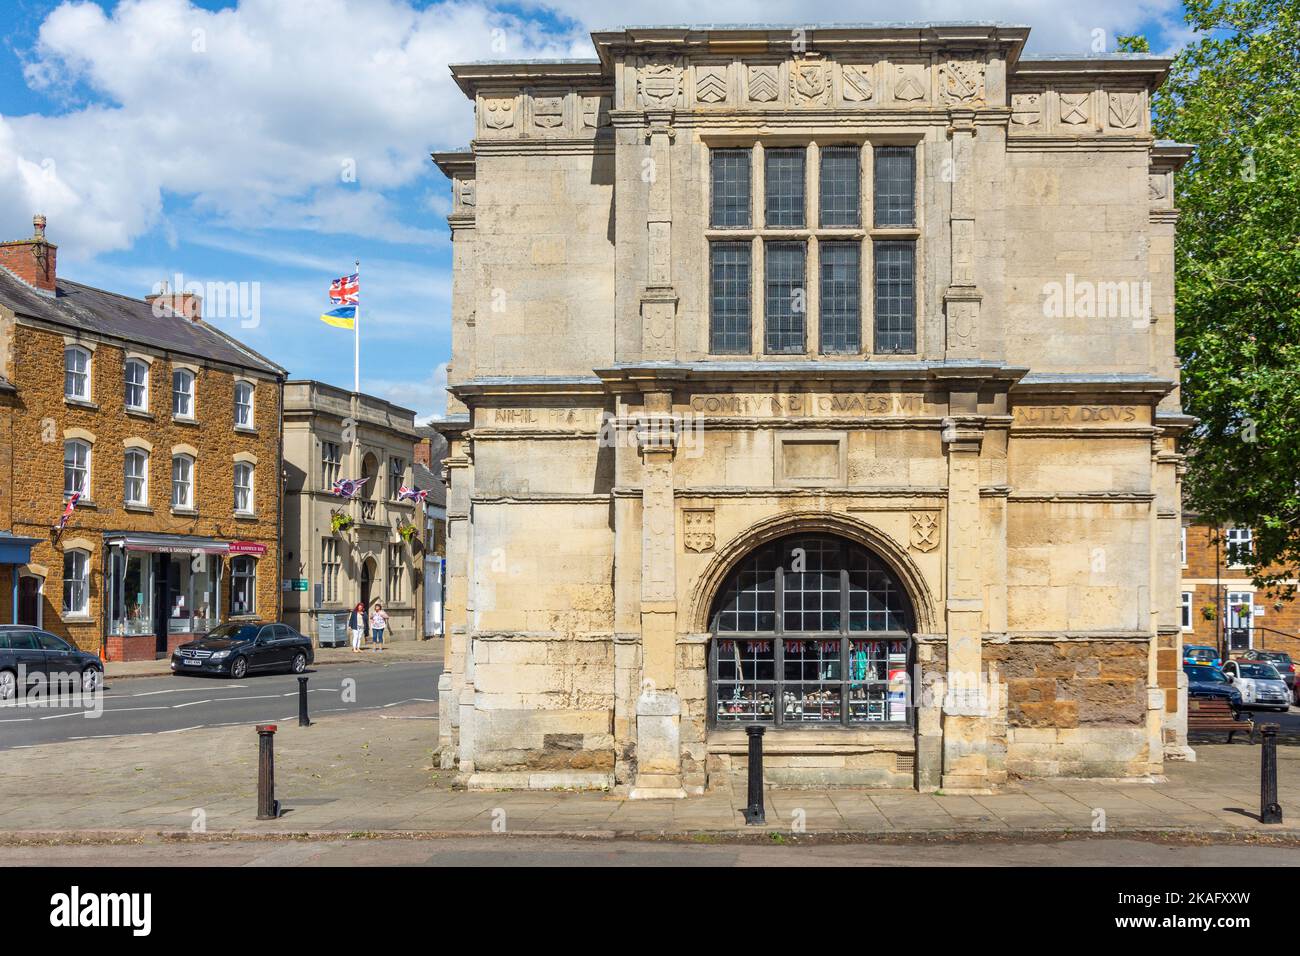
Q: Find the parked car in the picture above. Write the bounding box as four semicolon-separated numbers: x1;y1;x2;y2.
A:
1183;644;1221;668
1222;659;1291;712
1184;663;1243;714
0;625;103;700
1241;649;1295;691
170;621;314;679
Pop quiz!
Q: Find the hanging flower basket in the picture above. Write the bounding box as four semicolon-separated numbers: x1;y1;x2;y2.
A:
397;522;422;551
330;510;355;535
1200;605;1217;621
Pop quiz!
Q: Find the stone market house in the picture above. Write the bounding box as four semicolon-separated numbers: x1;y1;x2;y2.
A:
432;23;1193;794
0;217;285;660
281;381;424;644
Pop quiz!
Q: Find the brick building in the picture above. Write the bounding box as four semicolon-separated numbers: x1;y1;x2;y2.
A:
0;216;286;661
1181;519;1300;660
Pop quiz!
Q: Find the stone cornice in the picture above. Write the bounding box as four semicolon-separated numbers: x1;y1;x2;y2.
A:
1008;54;1172;86
1005;135;1154;152
596;361;1029;391
448;60;607;99
470;138;613;156
1011;374;1175;401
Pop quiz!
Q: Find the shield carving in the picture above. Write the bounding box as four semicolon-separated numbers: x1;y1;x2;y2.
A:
909;512;939;553
683;509;715;553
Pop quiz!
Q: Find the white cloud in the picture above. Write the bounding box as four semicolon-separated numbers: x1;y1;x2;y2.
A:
371;362;449;418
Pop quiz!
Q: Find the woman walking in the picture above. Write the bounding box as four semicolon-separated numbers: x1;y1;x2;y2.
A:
370;602;390;651
348;601;366;653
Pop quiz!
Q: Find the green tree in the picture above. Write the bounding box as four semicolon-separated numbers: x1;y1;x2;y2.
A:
1149;0;1300;591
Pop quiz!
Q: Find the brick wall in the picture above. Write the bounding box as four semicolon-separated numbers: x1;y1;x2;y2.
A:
5;321;281;654
1181;521;1300;660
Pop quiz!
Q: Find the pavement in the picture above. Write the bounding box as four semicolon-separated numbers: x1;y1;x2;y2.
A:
2;702;1300;846
102;638;444;679
0;661;442;748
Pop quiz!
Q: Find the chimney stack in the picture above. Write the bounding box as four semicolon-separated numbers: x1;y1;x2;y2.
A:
0;214;58;293
145;280;203;322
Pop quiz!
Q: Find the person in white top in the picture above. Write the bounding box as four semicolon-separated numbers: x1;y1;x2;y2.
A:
370;602;390;651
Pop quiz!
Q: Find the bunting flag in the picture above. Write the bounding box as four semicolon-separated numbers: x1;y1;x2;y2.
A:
330;477;369;499
320;305;356;330
397;485;428;504
330;273;360;304
54;491;81;537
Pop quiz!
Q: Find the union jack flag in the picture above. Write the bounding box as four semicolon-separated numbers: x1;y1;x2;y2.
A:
330;476;369;499
397;485;428;504
55;491;81;536
329;273;359;305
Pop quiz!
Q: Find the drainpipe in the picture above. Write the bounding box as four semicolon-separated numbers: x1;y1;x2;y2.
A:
1215;524;1223;662
276;375;285;623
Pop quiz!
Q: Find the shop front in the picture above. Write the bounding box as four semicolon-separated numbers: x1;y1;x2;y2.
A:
103;533;268;661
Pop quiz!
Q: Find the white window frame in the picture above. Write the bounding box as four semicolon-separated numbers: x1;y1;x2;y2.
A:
234;462;254;514
1180;526;1187;567
387;543;404;604
1226;527;1253;567
64;346;91;401
171;454;195;509
62;549;89;616
124;359;149;412
389;456;406;500
231;556;257;616
64;439;91;498
321;440;341;491
172;368;196;419
234;381;255;429
124;448;149;506
1180;591;1193;632
321;537;340;603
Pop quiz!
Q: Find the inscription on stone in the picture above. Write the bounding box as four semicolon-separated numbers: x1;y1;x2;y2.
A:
1013;405;1138;425
691;393;922;416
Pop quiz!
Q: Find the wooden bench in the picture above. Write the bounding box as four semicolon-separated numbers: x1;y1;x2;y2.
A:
1188;697;1255;743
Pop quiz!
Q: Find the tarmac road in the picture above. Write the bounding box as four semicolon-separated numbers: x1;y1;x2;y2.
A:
0;661;442;749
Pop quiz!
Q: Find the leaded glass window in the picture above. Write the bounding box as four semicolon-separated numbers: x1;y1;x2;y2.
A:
711;149;752;228
819;242;861;353
874;240;915;353
819;146;860;227
873;146;915;227
710;535;913;726
764;241;805;354
709;241;751;353
765;148;805;227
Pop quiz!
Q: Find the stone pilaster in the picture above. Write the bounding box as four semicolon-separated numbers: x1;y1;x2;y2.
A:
640;112;678;359
944;109;982;358
941;414;993;791
630;393;685;798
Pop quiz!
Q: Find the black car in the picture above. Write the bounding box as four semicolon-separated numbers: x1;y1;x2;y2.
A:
0;625;103;700
1184;663;1244;713
1241;649;1296;691
171;621;314;679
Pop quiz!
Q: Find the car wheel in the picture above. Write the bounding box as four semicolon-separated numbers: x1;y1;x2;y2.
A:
230;656;248;679
81;667;101;694
291;652;307;674
0;670;15;701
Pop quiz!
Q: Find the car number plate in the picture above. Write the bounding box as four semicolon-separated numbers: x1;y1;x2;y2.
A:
183;659;201;666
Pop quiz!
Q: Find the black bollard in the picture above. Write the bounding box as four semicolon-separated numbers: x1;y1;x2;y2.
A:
256;724;280;820
742;724;766;825
297;676;312;727
1261;722;1282;824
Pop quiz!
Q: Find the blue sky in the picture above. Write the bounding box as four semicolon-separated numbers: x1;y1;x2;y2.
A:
0;0;1194;420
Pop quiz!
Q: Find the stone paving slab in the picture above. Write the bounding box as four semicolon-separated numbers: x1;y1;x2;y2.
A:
2;706;1300;844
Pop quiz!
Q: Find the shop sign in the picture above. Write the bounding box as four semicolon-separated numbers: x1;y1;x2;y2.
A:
228;541;268;556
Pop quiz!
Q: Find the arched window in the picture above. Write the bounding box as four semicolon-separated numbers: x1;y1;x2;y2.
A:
231;555;256;616
64;346;91;400
171;454;194;509
124;448;149;505
64;439;91;497
708;534;913;726
233;462;254;514
234;381;254;428
63;549;89;615
172;368;195;418
124;359;149;411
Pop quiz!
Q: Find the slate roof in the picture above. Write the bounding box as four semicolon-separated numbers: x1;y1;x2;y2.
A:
0;269;285;377
412;461;446;509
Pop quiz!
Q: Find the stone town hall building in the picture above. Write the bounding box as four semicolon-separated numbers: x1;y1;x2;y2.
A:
432;23;1192;794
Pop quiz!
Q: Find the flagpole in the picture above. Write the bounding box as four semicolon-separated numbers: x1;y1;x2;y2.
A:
353;259;361;393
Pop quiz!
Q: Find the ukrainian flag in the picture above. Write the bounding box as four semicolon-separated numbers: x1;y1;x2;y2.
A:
320;305;356;330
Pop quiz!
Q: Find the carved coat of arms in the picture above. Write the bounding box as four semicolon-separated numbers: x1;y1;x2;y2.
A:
1060;92;1091;125
696;65;728;104
1010;92;1042;126
638;58;682;107
683;509;715;553
747;65;778;103
940;60;984;103
909;512;939;553
841;65;874;103
790;61;829;105
1108;91;1142;129
482;97;516;130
